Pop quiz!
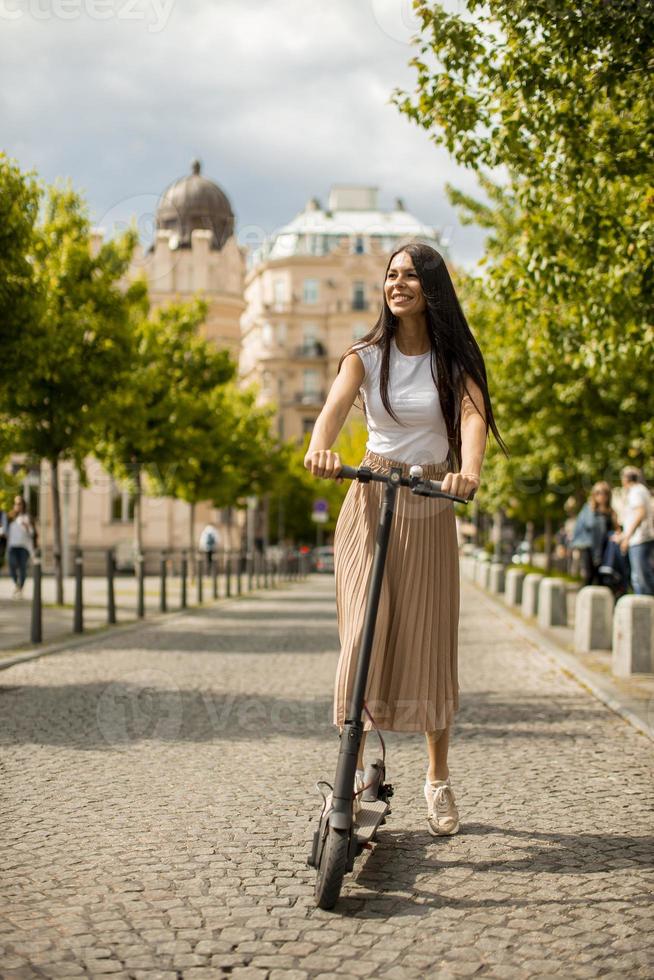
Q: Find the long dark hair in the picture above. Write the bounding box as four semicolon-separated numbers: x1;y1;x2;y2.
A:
338;242;508;469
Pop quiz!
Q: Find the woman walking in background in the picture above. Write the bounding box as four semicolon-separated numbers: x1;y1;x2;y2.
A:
304;243;506;836
571;482;618;587
7;495;37;598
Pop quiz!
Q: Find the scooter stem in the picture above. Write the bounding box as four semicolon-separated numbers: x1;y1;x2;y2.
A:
328;468;401;830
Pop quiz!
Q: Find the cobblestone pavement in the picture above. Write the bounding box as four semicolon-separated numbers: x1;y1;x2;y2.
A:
1;576;652;979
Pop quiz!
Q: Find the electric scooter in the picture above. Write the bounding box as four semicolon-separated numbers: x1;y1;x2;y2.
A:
307;462;474;910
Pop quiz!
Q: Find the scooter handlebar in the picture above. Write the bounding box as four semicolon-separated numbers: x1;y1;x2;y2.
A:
334;464;475;504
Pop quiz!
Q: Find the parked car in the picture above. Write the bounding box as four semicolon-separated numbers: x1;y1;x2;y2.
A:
312;546;335;574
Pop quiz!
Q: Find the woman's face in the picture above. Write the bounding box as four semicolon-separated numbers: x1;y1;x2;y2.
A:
384;251;426;318
14;496;25;513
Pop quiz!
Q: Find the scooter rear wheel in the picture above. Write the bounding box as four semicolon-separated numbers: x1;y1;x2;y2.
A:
314;826;349;910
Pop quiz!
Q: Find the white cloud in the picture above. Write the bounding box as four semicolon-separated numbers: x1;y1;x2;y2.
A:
0;0;492;267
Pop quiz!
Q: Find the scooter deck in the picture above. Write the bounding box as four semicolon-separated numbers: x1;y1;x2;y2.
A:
354;799;389;844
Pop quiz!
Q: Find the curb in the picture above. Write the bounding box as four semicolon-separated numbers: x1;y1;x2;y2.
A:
466;581;654;742
0;579;302;672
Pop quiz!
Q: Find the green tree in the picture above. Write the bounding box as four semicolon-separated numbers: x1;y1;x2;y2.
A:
1;180;144;603
96;297;235;563
163;381;281;565
392;1;654;540
0;153;41;386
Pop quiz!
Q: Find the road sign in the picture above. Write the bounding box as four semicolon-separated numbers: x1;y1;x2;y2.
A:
312;498;329;523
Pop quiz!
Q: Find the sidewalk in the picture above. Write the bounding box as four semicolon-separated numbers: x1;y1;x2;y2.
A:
467;577;654;742
0;572;235;655
1;576;652;978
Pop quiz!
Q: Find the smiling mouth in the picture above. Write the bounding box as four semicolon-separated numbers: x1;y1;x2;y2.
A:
392;294;412;302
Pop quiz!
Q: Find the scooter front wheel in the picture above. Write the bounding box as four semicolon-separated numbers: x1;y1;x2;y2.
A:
314;826;349;910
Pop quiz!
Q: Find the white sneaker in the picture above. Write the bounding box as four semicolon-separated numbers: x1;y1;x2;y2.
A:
424;776;460;836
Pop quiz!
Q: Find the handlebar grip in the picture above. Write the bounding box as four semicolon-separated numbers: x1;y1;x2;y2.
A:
428;479;476;503
337;465;359;480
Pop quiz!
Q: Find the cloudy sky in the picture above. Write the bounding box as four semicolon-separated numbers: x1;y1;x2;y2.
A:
1;0;489;267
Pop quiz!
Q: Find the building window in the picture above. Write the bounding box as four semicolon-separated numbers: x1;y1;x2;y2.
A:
276;322;287;345
111;481;136;523
261;322;274;347
303;369;320;395
302;323;319;345
353;235;365;254
303;278;319;304
352;324;368;340
352;281;367;310
272;277;286;306
302;417;316;436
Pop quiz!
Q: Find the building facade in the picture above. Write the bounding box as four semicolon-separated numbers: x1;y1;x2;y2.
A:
11;175;446;569
17;161;248;572
239;185;444;444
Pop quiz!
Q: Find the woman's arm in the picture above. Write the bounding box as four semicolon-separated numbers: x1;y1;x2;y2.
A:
304;351;365;479
441;373;487;499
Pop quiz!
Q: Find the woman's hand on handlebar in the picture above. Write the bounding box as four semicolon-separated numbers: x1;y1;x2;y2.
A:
303;449;344;483
440;471;479;501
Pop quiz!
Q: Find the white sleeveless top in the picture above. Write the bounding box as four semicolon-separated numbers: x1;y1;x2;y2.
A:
353;338;450;465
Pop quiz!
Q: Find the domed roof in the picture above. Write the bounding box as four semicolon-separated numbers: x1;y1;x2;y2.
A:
155;159;234;250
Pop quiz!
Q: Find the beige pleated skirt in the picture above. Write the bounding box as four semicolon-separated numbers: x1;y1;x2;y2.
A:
333;449;460;733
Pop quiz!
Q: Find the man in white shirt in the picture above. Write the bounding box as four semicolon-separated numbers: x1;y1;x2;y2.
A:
614;466;654;595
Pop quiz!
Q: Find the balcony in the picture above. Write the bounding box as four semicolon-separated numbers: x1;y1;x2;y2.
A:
293;389;326;406
293;341;327;359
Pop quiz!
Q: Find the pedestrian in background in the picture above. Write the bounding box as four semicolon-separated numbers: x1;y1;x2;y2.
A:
7;495;37;598
571;482;618;586
0;507;8;573
199;522;219;572
613;467;654;596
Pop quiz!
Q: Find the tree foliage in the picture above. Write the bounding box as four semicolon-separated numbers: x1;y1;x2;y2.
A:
1;177;144;599
0;153;41;384
393;1;654;524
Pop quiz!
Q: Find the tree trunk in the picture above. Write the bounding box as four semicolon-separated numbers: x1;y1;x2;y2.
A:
189;500;196;578
492;509;503;561
74;467;82;549
133;462;143;556
526;520;535;566
472;499;481;547
277;496;285;545
544;515;553;572
50;458;64;605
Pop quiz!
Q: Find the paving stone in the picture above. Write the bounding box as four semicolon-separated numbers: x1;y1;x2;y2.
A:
1;578;652;979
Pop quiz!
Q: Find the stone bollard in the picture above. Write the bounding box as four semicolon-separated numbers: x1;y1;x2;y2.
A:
521;573;543;618
574;586;613;652
612;596;654;676
505;568;525;607
489;563;506;594
537;577;568;628
475;558;491;589
460;556;476;582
